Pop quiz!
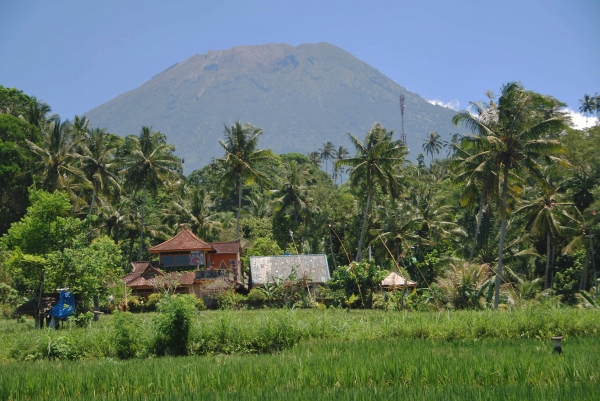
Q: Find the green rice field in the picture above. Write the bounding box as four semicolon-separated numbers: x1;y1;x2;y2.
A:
1;337;598;400
1;308;599;399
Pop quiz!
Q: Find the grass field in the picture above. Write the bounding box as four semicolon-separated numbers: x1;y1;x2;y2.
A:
1;337;598;400
1;307;599;361
1;308;598;400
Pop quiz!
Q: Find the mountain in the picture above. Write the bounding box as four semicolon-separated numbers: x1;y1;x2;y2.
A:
84;43;460;173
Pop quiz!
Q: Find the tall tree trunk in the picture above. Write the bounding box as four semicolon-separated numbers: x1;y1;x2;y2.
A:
88;180;98;215
544;232;551;289
469;191;486;262
36;269;45;329
128;234;135;269
329;229;337;271
550;242;556;291
590;234;598;300
138;185;147;261
494;164;509;309
580;249;590;291
236;175;242;240
93;294;99;321
356;188;372;262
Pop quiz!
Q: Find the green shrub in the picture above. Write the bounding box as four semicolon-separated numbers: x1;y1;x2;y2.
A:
217;290;247;310
111;311;139;359
146;293;162;307
154;295;197;356
46;336;81;360
194;297;207;311
247;288;266;306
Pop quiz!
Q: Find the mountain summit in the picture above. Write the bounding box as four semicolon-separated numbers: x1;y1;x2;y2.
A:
85;43;458;173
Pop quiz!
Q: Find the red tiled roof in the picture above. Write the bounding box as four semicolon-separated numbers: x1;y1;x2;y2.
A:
148;228;214;253
211;241;241;254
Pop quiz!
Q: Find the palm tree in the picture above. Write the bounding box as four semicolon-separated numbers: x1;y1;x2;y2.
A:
422;131;443;163
164;183;221;241
217;121;272;240
81;128;120;215
307;151;322;168
336;146;349;182
121;126;181;260
21;99;51;127
336;123;408;261
450;134;498;261
453;82;569;308
516;181;575;289
272;160;312;230
319;141;336;174
25;118;89;200
579;94;596;125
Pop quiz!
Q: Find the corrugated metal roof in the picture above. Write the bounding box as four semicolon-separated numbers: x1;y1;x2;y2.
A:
250;254;330;285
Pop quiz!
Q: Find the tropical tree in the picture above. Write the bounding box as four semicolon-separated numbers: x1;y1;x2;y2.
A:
579;94;596;125
336;123;408;261
217;121;272;240
307;151;321;168
272;160;313;230
80;128;120;215
422;131;443;163
25;118;89;202
336;146;349;182
319;141;336;174
516;178;576;289
453;82;569;308
121;126;181;260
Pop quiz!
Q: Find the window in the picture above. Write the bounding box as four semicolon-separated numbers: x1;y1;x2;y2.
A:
230;260;236;267
160;253;190;267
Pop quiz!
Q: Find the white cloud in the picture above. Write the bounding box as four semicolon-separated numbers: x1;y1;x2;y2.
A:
427;99;460;110
565;108;599;130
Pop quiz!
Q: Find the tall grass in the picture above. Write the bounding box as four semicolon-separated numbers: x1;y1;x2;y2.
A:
1;308;598;361
0;338;598;400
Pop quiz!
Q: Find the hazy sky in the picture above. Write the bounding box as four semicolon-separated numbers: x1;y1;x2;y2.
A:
1;0;599;126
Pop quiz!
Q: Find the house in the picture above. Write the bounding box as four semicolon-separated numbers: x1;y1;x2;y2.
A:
380;271;417;291
123;228;244;299
250;254;330;286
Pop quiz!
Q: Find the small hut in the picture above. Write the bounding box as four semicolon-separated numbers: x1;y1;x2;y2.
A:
380;272;417;291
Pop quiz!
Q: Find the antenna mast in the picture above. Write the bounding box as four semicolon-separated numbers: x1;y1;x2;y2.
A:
399;94;407;146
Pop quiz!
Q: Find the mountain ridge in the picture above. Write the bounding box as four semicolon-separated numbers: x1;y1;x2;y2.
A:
84;42;460;173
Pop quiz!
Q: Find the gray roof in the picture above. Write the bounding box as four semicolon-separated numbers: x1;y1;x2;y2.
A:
250;254;330;285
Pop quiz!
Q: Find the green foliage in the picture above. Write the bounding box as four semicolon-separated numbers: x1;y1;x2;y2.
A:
111;311;141;359
328;262;389;306
247;288;267;306
153;294;197;356
216;290;247;310
46;236;122;308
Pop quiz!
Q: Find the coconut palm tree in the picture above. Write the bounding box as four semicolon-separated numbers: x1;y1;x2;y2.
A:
319;141;336;174
336;123;408;261
121;126;181;260
336;146;349;182
80;128;120;215
579;94;596;125
25;118;89;201
217;121;272;240
453;82;569;308
272;160;312;230
422;131;443;163
516;180;576;289
307;151;322;168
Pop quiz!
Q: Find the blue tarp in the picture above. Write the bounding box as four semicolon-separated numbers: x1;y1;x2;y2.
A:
49;291;75;319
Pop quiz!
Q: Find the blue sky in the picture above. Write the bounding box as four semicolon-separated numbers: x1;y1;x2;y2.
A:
1;0;599;126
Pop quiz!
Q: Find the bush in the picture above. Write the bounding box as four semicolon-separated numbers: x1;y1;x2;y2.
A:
194;297;207;311
153;295;197;356
217;290;247;310
247;288;266;307
111;311;139;359
146;293;162;307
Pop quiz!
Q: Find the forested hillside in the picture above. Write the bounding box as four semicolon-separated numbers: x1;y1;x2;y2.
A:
0;83;599;313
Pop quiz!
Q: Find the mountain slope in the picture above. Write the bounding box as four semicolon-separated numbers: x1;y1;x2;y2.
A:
85;43;459;173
